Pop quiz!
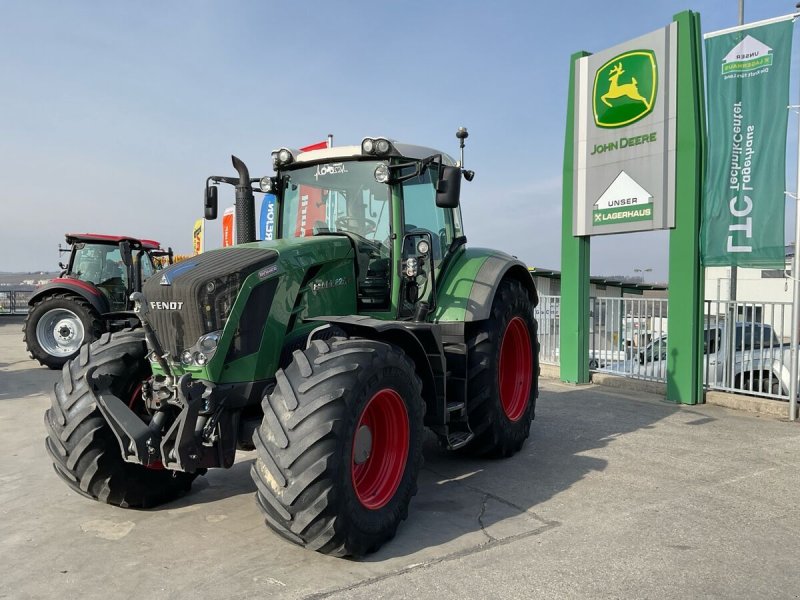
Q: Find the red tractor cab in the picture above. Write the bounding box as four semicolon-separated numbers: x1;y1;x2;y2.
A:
24;233;173;369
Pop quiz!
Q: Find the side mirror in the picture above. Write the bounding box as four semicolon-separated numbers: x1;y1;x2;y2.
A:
205;186;218;220
435;165;461;208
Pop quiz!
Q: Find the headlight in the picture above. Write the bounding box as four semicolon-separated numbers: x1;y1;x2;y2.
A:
259;177;273;193
362;138;375;154
375;138;391;155
374;163;389;183
405;257;418;278
198;331;222;353
179;330;223;367
417;239;430;255
180;350;194;366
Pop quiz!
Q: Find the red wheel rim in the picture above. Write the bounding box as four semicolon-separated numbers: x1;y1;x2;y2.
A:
128;382;164;470
351;388;410;510
498;317;533;422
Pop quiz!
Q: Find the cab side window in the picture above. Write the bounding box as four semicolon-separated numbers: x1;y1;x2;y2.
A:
401;168;454;260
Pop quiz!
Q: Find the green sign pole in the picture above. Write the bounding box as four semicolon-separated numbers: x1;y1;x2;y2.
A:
667;10;706;404
560;50;591;384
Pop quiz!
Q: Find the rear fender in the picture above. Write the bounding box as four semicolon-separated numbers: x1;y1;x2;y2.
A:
434;248;538;323
28;279;109;315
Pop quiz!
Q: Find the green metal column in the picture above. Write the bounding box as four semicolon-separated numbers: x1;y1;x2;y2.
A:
666;10;706;404
560;50;591;384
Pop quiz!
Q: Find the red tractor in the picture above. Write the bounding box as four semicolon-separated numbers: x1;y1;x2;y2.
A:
24;233;172;369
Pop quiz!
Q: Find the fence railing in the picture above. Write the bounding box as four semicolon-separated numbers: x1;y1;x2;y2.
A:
535;295;560;365
590;296;669;383
0;290;32;314
534;294;797;402
703;300;793;400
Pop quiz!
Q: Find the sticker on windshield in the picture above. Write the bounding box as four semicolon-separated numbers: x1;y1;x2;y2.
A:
314;163;348;180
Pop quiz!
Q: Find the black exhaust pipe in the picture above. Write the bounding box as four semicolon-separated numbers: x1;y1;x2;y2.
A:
231;155;256;244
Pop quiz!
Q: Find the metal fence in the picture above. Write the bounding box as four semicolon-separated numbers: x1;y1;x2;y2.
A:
0;290;32;314
533;294;798;402
590;297;669;383
535;295;560;365
703;300;793;400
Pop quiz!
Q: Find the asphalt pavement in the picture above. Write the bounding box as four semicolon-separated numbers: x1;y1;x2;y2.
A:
1;316;799;599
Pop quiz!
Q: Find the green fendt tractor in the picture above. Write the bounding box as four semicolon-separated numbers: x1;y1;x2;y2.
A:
44;130;540;556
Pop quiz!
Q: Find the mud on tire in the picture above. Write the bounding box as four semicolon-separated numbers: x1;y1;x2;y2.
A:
44;329;198;508
462;278;539;457
251;337;425;557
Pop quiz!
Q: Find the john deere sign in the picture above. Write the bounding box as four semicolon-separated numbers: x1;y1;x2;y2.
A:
573;26;677;236
593;50;658;128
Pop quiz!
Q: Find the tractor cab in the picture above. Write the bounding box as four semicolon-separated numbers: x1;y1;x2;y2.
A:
62;233;164;310
205;135;473;320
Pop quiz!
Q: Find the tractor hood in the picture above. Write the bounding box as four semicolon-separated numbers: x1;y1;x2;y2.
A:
141;236;355;362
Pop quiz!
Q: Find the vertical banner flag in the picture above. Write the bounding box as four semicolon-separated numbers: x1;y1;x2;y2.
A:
259;194;276;241
192;218;204;255
701;17;794;267
222;206;235;247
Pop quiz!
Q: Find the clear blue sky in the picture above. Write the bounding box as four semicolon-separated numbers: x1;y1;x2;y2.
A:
1;0;797;280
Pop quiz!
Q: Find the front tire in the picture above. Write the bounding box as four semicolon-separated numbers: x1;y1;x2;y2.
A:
24;293;102;369
462;278;538;457
44;329;198;508
251;337;425;556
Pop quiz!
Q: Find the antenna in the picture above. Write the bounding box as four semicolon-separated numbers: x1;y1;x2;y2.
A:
456;127;475;182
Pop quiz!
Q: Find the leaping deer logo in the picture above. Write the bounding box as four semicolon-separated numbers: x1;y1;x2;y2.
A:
601;62;650;110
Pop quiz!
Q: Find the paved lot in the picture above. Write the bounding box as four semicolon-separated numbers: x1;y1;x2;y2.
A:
1;316;799;599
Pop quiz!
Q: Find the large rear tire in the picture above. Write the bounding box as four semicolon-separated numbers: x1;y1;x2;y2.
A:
24;293;103;370
44;329;198;508
462;278;538;457
251;337;425;556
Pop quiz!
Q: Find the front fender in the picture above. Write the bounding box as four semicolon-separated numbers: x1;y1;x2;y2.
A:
433;247;538;323
28;278;109;315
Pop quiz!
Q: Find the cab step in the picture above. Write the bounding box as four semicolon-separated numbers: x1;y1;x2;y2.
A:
445;430;474;450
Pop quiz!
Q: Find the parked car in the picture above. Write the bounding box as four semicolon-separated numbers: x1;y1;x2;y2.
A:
637;320;790;397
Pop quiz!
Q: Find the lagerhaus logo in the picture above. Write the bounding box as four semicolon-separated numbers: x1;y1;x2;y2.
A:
593;50;658;128
721;34;773;75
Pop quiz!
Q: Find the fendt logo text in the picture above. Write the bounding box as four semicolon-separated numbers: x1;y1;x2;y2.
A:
593;50;658;128
150;301;183;310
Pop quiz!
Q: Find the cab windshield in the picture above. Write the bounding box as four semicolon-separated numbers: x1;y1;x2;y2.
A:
279;160;391;250
279;160;392;309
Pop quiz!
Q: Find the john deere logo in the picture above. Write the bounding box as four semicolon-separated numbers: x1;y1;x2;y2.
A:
593;50;657;128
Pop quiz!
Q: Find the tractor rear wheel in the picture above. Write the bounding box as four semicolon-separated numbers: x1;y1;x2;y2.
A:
44;329;198;507
24;293;103;369
251;337;425;556
462;278;538;457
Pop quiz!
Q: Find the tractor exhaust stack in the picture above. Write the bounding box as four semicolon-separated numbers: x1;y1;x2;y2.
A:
231;155;256;244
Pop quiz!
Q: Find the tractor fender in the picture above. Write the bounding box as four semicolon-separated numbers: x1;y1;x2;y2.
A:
434;248;538;323
306;316;444;427
28;278;110;316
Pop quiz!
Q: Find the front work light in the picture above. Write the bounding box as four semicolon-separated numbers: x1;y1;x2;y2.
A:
361;137;393;156
374;163;390;183
259;177;273;193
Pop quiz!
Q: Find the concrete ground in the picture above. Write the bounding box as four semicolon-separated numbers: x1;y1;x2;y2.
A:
1;316;799;600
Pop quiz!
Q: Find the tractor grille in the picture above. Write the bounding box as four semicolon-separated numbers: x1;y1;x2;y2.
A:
142;247;278;359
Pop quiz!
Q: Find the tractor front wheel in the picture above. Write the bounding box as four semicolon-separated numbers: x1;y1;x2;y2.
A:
251;337;425;556
462;278;538;457
24;293;102;369
44;329;199;507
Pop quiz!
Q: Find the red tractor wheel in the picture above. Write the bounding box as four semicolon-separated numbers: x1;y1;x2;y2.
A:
462;278;539;457
251;337;424;557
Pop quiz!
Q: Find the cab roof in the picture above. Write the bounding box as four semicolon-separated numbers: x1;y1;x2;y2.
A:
65;233;161;250
292;143;457;167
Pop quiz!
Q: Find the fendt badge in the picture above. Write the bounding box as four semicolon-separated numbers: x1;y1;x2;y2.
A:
150;301;184;310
